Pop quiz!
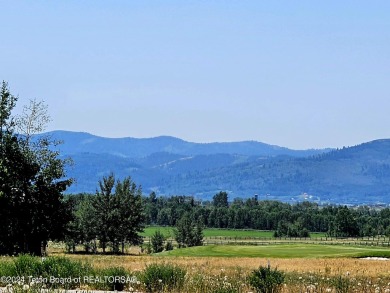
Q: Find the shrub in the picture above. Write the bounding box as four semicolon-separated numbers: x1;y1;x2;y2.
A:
144;242;152;254
248;265;284;293
151;231;165;253
12;254;43;278
0;255;92;289
165;241;174;251
142;263;186;292
0;260;14;286
95;266;130;291
41;256;92;289
331;275;351;293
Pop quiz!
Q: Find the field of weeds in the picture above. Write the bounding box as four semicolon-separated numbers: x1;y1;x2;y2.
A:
1;254;390;292
2;243;390;292
64;254;390;277
65;245;390;292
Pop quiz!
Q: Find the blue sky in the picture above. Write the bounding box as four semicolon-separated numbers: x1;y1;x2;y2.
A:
1;1;389;149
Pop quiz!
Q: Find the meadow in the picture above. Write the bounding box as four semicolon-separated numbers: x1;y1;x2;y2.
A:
141;226;327;239
2;230;390;292
2;242;390;292
158;243;390;258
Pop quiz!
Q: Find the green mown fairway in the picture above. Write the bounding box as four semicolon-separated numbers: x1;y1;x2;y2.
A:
158;244;390;258
141;227;326;238
203;229;274;238
141;226;175;237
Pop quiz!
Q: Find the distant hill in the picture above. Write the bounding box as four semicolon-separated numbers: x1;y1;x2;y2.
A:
40;131;390;204
45;130;327;157
161;140;390;204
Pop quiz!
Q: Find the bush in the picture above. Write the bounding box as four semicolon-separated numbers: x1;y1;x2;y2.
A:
165;241;174;251
0;255;92;289
151;231;165;253
95;266;130;291
42;256;91;289
331;275;351;293
248;265;284;293
0;260;14;286
12;254;43;278
142;263;186;292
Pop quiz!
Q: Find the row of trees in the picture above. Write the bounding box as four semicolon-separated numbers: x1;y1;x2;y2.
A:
66;174;144;254
65;189;390;254
66;184;204;254
142;191;390;238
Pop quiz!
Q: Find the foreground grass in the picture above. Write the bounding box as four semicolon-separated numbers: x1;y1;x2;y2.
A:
158;243;390;258
31;242;390;292
2;254;390;292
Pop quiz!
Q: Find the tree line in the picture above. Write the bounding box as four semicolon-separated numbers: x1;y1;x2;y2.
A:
66;189;390;254
141;191;390;238
64;178;204;254
65;174;144;254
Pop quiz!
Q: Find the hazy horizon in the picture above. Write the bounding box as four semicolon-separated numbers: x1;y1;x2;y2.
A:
45;129;382;151
2;1;389;149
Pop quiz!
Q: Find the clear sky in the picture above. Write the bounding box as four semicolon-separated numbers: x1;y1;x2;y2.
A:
1;1;389;149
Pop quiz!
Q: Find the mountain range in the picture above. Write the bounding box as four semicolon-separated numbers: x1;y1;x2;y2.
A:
41;131;390;204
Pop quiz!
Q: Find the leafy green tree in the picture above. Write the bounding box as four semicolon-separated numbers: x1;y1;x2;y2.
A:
332;206;359;237
174;213;203;248
66;195;98;253
150;230;165;253
212;191;229;208
92;174;116;253
0;81;17;136
144;192;158;224
114;177;145;253
0;81;72;255
91;174;144;253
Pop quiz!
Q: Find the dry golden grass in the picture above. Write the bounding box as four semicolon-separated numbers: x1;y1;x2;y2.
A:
46;243;390;292
61;253;390;278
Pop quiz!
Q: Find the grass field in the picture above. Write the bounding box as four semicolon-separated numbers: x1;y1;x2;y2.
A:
11;242;390;292
158;243;390;258
141;226;175;237
5;252;390;292
141;226;327;238
60;245;390;278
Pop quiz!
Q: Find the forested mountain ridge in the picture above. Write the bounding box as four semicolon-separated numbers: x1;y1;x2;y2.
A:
164;139;390;204
41;131;390;204
46;130;327;157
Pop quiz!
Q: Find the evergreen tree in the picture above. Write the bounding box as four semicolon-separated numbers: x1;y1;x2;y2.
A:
150;230;165;253
174;213;203;248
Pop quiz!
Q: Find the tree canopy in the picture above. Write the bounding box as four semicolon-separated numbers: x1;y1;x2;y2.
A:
0;81;72;255
66;174;145;254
